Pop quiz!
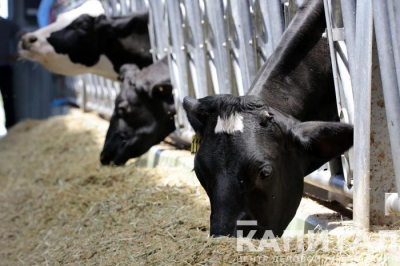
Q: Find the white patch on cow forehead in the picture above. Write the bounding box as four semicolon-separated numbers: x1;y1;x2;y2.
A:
214;112;244;134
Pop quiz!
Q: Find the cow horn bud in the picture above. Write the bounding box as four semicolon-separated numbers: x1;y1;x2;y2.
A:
183;97;200;115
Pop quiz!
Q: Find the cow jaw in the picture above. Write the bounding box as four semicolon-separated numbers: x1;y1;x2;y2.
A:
20;48;118;80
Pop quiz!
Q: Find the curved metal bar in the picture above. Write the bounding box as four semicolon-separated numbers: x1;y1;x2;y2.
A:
373;0;400;198
204;0;235;95
229;0;257;95
305;170;353;199
184;0;211;98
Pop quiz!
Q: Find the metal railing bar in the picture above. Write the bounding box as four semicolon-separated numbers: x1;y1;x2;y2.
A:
305;171;353;199
352;0;373;231
373;0;400;197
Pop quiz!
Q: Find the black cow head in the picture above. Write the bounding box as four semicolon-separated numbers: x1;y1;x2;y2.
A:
183;95;353;238
100;59;175;165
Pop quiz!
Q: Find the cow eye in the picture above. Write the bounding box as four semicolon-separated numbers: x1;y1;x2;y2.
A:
259;166;273;180
73;21;83;28
259;110;274;126
74;20;88;30
119;133;129;143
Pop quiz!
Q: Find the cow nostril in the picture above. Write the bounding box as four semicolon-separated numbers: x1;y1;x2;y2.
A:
29;36;37;43
100;153;111;165
21;41;27;50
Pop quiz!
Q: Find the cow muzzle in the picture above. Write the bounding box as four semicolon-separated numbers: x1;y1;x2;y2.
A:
20;34;38;50
100;152;112;165
100;151;127;166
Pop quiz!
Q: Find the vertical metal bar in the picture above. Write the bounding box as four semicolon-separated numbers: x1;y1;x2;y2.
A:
255;0;284;63
295;0;305;7
109;0;117;16
94;76;99;112
323;0;355;188
324;0;354;124
131;0;137;11
105;79;113;115
387;0;400;95
229;0;257;95
82;78;87;112
85;74;93;111
284;0;298;27
373;0;400;193
184;0;211;98
100;0;109;16
323;0;343;119
149;0;168;60
120;0;127;14
340;0;357;100
340;0;356;58
88;74;95;111
204;0;235;95
353;0;373;231
141;0;149;10
166;0;193;139
131;0;146;11
148;3;157;62
166;0;191;102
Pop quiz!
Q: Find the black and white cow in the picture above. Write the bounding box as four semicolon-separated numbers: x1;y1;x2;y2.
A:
19;0;152;80
183;0;353;238
100;57;176;165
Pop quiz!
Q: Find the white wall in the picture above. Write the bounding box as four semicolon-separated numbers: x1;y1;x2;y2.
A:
0;0;8;18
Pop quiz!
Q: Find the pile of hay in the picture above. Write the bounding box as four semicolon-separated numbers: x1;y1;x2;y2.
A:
0;111;399;265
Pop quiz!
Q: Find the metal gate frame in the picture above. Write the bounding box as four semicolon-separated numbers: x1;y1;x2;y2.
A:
55;0;400;229
149;0;400;228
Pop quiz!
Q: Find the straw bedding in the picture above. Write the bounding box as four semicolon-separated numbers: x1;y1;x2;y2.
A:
0;111;399;265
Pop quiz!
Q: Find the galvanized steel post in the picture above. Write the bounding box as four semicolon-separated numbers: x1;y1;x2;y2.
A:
229;0;257;95
374;0;400;215
166;0;194;139
353;0;373;231
184;0;212;98
253;0;284;67
204;0;235;95
148;0;168;61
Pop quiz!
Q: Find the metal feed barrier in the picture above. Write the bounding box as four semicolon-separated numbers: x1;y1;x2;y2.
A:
55;0;400;229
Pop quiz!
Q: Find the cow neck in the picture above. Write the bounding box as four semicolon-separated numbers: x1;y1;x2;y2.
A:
247;0;336;122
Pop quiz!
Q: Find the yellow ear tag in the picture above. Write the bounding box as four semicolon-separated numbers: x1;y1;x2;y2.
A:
191;133;202;155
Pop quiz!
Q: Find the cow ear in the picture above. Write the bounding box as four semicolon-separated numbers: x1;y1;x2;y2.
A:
94;14;111;35
112;11;149;36
119;64;140;84
183;97;204;132
291;121;353;161
95;14;107;22
151;83;173;99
